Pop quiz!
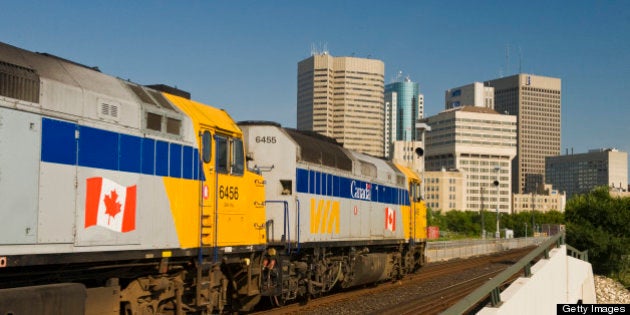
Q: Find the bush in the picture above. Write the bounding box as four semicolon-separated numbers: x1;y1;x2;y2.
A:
565;186;630;287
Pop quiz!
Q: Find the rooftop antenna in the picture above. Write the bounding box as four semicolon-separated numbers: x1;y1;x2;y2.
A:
395;70;403;82
518;45;523;73
310;42;329;56
505;44;510;76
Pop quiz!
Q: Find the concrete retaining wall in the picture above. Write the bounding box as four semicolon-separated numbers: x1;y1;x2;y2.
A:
477;245;595;314
425;237;546;262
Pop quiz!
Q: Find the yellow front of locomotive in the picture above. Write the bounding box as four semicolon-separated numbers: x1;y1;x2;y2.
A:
395;164;428;242
163;93;266;250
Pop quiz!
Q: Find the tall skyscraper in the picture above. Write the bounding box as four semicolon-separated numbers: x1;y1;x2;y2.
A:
385;77;424;141
384;77;424;160
485;74;561;194
297;52;385;157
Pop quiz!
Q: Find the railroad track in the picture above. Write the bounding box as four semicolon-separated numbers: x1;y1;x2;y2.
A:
381;270;504;315
251;246;537;315
379;269;523;315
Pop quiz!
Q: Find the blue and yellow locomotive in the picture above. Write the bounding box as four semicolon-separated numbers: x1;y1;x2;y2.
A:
0;42;265;314
0;42;427;314
239;122;427;305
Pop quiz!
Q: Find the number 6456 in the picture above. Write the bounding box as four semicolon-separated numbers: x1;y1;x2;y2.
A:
219;185;239;200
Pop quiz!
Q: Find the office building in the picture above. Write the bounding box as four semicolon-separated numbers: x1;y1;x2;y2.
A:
297;52;385;157
424;169;466;212
385;77;424;159
485;74;561;194
512;184;566;213
422;106;517;213
545;148;628;199
384;92;397;159
390;140;424;174
445;82;494;110
385;78;424;141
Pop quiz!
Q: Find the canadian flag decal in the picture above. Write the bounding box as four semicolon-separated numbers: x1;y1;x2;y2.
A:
385;207;396;232
85;177;137;233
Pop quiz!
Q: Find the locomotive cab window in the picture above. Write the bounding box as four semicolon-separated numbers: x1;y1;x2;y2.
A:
216;136;228;173
215;135;245;175
411;182;422;201
231;138;244;175
202;131;212;163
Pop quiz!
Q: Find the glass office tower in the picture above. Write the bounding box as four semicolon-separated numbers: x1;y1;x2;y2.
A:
385;78;422;142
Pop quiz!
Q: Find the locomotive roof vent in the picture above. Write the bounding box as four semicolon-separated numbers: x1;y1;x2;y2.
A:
238;120;282;127
98;100;120;120
146;84;191;100
0;60;40;103
37;52;101;72
126;83;177;112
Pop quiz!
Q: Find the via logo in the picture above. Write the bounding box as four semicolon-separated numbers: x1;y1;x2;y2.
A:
310;199;340;234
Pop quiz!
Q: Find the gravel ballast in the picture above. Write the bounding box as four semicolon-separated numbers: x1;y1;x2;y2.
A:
594;275;630;304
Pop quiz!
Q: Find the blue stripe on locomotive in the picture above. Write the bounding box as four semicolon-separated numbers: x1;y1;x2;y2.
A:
40;117;203;180
296;168;410;206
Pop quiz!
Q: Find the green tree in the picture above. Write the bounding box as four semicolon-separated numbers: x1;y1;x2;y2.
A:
429;209;565;239
565;186;630;286
444;211;477;236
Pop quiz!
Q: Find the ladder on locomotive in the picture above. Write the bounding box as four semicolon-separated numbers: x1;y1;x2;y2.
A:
196;129;217;308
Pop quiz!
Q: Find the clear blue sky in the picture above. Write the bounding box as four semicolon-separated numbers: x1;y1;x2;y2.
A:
2;1;629;162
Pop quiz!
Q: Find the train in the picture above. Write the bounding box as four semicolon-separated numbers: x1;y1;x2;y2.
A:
238;122;427;305
0;41;426;314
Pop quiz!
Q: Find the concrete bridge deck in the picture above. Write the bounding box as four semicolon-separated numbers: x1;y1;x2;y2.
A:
428;236;595;314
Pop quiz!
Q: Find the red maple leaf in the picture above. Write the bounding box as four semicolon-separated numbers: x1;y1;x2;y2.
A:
104;190;122;224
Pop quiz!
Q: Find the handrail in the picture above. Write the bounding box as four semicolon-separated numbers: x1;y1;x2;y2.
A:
295;199;301;253
266;199;302;254
566;244;589;262
266;200;290;253
441;233;565;314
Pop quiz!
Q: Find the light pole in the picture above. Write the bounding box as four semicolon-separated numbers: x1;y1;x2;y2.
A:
415;121;431;202
415;122;431;177
415;121;431;239
531;183;537;237
480;186;485;239
494;165;500;239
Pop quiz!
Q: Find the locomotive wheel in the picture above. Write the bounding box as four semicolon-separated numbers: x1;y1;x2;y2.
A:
299;294;311;306
270;295;286;307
